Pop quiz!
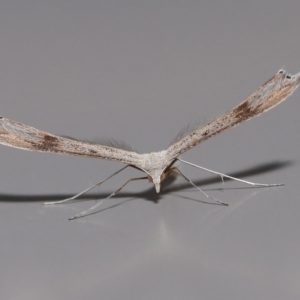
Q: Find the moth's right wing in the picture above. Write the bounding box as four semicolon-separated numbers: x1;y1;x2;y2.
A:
0;116;142;166
166;69;300;160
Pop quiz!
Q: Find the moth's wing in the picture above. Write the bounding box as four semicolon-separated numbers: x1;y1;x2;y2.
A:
166;69;300;159
0;117;142;166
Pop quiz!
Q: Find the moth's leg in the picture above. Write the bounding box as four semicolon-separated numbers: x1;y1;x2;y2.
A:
173;167;228;206
69;176;148;220
177;159;284;187
44;165;129;205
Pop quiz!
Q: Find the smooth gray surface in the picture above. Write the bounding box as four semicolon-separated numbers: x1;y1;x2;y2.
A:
1;1;300;299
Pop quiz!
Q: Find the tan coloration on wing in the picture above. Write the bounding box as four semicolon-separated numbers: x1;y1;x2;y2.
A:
166;70;300;160
0;117;142;166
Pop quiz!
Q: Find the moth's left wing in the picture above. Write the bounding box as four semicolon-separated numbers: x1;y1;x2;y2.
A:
0;117;142;166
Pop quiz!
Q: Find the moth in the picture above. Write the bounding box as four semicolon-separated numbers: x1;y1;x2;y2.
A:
0;69;299;220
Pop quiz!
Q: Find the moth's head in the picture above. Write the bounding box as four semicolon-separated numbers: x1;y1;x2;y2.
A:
147;172;166;193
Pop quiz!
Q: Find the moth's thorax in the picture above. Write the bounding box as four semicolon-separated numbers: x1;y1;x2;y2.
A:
139;150;172;193
140;150;168;169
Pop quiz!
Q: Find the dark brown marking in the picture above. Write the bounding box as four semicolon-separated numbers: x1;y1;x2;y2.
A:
37;135;60;151
203;130;209;136
44;135;59;143
232;101;256;120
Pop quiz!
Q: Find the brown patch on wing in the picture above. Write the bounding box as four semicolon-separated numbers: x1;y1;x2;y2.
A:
231;100;258;121
37;135;60;151
43;135;59;144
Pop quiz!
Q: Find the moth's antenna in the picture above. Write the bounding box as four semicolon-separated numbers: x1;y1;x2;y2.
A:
43;165;129;205
69;176;148;220
177;158;284;187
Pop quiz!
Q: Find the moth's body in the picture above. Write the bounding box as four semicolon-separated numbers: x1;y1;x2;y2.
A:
0;69;299;219
139;151;171;192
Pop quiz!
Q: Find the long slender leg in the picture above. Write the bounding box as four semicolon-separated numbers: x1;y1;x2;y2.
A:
173;168;228;205
177;158;284;187
44;165;129;205
69;176;148;220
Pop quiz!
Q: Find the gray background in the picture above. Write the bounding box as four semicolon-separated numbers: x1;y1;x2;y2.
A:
1;1;300;299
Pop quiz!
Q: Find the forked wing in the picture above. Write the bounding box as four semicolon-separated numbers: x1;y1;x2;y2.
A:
166;69;300;159
0;117;142;166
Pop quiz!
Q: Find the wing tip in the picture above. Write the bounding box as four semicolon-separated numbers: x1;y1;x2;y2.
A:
277;69;300;87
